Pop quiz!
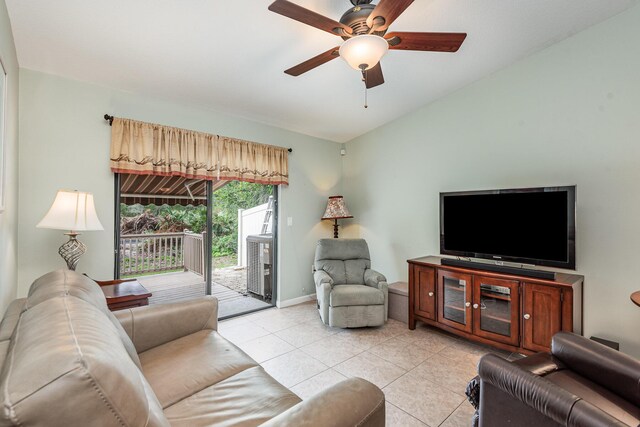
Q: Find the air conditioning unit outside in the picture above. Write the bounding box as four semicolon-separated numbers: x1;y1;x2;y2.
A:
246;234;273;300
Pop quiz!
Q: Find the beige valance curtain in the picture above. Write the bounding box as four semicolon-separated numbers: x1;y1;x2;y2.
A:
110;118;289;185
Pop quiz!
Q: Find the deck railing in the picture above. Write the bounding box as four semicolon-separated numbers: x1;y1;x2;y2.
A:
184;231;206;275
120;231;206;277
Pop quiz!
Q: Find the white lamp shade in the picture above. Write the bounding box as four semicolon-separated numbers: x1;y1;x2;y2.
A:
339;35;389;71
37;190;104;231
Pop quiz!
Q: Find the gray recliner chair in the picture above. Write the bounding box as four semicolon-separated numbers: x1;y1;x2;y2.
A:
313;239;388;328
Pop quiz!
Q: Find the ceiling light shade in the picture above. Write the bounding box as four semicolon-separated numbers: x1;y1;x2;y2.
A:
339;35;389;71
37;190;104;231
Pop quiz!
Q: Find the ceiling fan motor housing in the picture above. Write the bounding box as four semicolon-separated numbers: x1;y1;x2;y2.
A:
340;3;387;39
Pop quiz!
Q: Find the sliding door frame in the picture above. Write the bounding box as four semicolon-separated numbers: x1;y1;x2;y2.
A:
113;173;122;279
113;176;277;313
216;184;279;320
113;174;213;285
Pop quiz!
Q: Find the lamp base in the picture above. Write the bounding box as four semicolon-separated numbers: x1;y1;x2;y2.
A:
333;219;340;238
59;232;86;271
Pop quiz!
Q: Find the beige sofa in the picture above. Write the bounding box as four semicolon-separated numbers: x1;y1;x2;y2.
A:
0;270;385;426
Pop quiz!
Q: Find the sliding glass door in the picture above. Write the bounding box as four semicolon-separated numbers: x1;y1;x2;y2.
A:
114;174;277;318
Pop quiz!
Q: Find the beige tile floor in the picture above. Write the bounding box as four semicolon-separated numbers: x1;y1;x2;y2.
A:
219;301;520;427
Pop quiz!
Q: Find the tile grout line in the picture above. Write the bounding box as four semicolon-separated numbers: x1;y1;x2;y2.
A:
437;399;467;427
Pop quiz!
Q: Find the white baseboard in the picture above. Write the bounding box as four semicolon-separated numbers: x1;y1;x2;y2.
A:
277;293;317;308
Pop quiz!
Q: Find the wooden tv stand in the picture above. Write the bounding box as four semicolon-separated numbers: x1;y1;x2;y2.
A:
408;256;583;354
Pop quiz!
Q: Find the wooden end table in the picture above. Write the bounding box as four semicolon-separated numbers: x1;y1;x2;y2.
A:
95;278;153;311
631;291;640;308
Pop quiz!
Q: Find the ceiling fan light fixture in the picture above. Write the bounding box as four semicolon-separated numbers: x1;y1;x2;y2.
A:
339;34;389;71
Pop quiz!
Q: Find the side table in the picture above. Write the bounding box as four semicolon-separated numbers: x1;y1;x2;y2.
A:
631;291;640;308
95;278;153;311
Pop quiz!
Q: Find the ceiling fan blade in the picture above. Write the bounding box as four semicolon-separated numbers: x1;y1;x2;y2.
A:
366;0;414;32
365;63;384;89
284;47;340;76
386;32;467;52
269;0;352;36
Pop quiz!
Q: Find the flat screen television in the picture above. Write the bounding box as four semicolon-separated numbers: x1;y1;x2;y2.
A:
440;186;576;269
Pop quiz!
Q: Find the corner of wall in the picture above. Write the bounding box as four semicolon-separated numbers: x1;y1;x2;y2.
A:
0;0;20;313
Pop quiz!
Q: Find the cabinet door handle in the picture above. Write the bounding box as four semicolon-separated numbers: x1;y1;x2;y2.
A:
523;313;531;320
473;303;479;309
465;302;471;307
428;292;434;297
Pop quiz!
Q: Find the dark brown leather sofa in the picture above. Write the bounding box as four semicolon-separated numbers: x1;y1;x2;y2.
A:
476;332;640;427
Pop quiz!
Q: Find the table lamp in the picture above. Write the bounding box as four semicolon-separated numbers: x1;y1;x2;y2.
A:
37;190;104;270
322;196;353;238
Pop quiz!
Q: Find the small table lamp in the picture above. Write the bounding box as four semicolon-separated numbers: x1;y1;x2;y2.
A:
322;196;353;238
37;190;104;271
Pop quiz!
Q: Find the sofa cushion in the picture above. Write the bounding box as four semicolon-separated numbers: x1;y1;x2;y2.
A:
330;285;385;307
0;296;169;427
164;366;301;427
139;330;258;408
25;269;142;369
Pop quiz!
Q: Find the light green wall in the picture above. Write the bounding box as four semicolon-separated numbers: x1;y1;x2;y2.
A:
343;4;640;356
17;70;342;303
0;0;19;313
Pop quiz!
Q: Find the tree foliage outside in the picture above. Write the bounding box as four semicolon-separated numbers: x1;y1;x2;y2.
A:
120;181;273;258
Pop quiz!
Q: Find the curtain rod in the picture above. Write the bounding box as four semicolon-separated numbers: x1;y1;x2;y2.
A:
104;114;293;153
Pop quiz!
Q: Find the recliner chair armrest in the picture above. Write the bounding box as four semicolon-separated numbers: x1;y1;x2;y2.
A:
479;353;578;425
552;332;640;407
512;352;565;376
113;296;218;353
260;378;385;427
364;269;386;288
313;270;334;288
479;354;630;427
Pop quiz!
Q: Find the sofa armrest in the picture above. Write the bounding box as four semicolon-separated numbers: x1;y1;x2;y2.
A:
479;353;633;427
552;332;640;407
478;353;579;425
364;269;386;288
260;378;384;427
512;352;565;376
113;296;218;353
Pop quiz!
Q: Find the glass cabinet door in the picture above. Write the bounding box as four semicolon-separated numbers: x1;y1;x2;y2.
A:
437;271;473;333
472;276;520;345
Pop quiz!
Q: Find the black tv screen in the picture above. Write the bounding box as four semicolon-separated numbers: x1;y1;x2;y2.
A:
440;186;576;269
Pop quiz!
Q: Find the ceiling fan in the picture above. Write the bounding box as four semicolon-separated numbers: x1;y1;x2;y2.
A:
268;0;467;92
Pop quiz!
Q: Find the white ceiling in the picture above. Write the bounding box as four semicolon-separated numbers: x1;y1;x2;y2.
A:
6;0;637;142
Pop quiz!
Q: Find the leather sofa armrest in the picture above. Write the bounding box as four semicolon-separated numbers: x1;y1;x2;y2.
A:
478;354;579;425
260;378;385;427
552;332;640;407
512;352;565;376
313;270;333;288
113;296;218;353
364;269;386;288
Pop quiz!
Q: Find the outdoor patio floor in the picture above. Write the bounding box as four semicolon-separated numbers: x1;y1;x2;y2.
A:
136;271;272;318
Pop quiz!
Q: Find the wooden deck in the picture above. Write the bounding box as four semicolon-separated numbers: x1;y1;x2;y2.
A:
136;271;271;318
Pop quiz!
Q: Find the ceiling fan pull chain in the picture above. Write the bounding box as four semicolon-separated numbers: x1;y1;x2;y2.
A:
364;85;368;109
362;69;368;108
